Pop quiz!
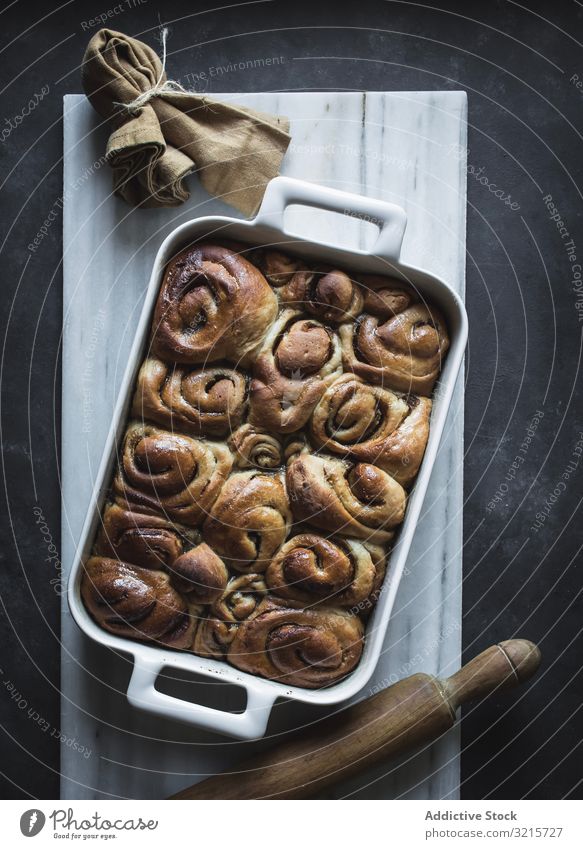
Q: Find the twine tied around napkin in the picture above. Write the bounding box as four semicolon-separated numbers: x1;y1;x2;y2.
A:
81;28;291;215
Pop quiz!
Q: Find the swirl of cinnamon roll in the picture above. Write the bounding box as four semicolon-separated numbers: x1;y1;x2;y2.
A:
132;358;247;438
228;598;364;688
203;471;291;571
249;309;342;433
113;422;232;527
169;543;228;604
310;374;432;487
193;573;267;658
228;424;283;470
340;277;449;395
214;572;268;623
286;454;406;544
266;533;385;607
279;267;364;323
193;617;233;659
95;502;200;570
81;557;195;649
152;243;277;365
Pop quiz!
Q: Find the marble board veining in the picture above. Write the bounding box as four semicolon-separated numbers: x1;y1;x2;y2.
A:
61;91;467;800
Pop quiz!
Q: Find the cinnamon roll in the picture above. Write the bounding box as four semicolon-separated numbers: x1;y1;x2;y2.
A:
266;532;385;607
113;422;232;527
310;374;432;487
95;502;200;570
213;572;268;624
228;423;284;470
249;309;342;433
152;243;277;364
194;573;267;658
203;471;292;571
340;277;449;394
286;453;406;544
228;597;364;688
253;249;307;286
81;557;195;649
169;543;228;604
253;249;364;321
132;358;247;438
280;267;364;323
192;617;234;659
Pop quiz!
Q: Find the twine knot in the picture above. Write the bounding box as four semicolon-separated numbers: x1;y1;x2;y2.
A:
114;27;189;115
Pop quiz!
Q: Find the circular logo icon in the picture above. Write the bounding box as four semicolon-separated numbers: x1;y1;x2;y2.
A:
20;810;46;837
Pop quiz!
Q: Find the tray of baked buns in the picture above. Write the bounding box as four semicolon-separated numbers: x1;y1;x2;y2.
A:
68;175;467;739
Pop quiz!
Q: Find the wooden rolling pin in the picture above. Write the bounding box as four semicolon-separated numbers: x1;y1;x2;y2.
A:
171;639;540;800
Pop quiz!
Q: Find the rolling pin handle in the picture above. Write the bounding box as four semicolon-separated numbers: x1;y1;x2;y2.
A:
169;639;542;800
442;639;541;712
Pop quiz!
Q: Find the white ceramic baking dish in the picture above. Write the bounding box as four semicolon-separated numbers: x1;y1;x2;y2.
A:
68;176;467;740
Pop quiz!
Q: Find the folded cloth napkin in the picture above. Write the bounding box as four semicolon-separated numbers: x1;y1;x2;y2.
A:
81;29;291;215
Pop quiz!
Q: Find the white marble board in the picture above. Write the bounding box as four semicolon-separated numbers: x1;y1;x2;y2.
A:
61;91;467;800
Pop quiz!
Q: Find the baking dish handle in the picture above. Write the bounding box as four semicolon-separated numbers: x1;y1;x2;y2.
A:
256;176;407;260
127;657;277;740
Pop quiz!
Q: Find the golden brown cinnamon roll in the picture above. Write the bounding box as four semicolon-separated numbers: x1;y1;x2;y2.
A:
214;572;268;623
249;309;342;433
280;267;364;323
266;532;385;607
228;424;284;470
360;276;415;316
253;249;307;286
194;573;267;658
132;358;247;437
254;250;364;323
203;471;291;571
169;543;228;604
95;502;200;570
228;598;364;688
113;422;232;527
310;374;432;487
340;277;449;395
286;454;406;544
81;557;195;649
152;243;277;364
193;618;234;659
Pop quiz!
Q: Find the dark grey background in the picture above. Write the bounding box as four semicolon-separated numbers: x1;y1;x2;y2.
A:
1;0;581;799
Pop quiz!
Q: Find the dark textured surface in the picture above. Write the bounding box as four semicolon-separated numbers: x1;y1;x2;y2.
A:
0;0;581;799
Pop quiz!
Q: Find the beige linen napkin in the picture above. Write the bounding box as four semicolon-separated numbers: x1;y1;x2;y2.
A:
82;29;291;215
